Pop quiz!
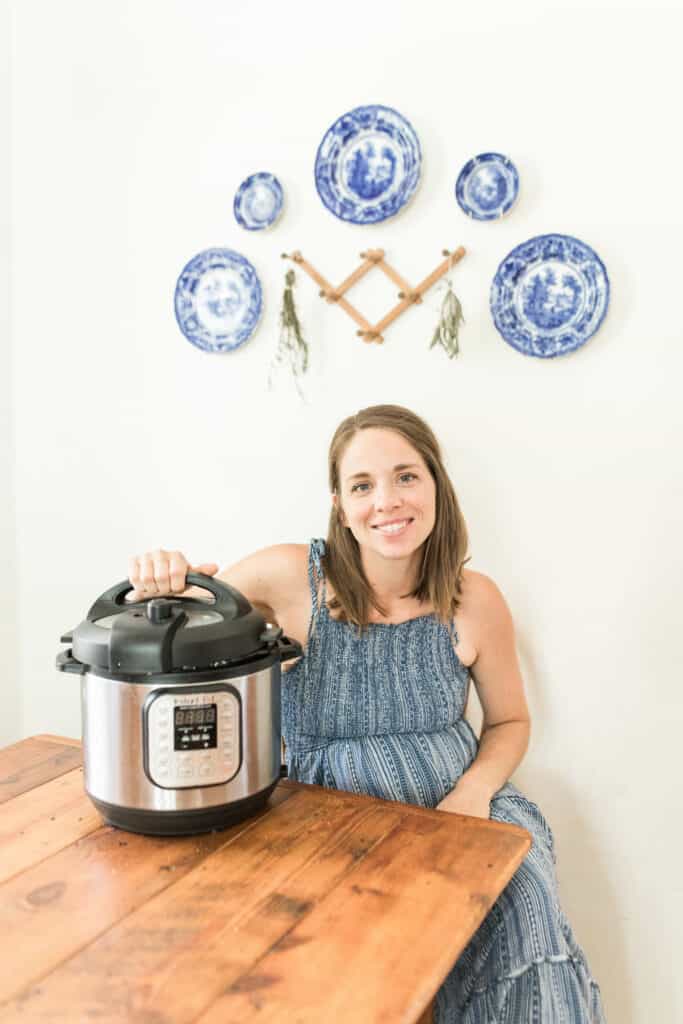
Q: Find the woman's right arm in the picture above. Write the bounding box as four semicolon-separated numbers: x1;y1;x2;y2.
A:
128;545;308;625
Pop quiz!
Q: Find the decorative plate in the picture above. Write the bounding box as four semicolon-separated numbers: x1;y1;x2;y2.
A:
233;172;284;231
455;152;519;220
490;234;609;358
173;248;262;353
314;104;421;224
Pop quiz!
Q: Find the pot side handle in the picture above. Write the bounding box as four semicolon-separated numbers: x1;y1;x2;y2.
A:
56;649;87;675
277;635;303;662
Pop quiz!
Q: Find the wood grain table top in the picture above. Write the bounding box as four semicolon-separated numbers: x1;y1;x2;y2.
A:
0;735;530;1023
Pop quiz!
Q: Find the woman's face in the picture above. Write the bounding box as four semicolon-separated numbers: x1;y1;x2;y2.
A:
334;428;437;560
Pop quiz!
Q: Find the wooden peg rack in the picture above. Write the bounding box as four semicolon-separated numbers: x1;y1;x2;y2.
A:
282;246;466;344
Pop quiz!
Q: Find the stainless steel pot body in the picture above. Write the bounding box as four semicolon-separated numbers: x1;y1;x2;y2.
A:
80;662;281;832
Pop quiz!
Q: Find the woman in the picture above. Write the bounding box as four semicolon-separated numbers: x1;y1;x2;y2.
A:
128;404;605;1023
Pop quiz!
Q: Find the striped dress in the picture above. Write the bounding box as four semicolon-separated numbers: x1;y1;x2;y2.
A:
282;539;606;1023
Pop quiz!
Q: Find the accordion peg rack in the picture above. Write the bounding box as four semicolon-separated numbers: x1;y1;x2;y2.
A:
282;246;466;344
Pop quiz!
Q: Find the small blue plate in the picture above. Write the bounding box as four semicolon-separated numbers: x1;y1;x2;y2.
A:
314;104;421;224
490;233;610;358
455;152;519;220
174;248;262;353
234;172;284;231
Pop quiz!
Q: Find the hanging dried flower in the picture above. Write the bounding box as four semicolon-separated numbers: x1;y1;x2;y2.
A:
269;266;309;398
429;278;465;359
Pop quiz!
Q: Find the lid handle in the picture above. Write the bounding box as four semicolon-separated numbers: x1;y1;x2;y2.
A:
85;572;253;622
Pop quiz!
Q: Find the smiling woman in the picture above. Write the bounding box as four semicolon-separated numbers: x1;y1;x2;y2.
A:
325;408;468;631
127;404;605;1024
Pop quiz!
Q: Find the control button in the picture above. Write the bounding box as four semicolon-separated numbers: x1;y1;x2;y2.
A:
179;765;194;778
199;763;211;777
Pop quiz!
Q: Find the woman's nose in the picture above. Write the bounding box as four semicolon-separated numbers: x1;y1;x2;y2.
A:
374;483;402;511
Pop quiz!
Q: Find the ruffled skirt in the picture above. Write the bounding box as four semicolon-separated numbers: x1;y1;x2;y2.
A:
435;788;606;1023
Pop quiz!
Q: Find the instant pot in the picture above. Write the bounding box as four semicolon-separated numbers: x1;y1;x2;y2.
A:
56;574;301;836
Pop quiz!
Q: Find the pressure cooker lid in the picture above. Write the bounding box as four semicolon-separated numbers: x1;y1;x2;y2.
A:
65;574;278;675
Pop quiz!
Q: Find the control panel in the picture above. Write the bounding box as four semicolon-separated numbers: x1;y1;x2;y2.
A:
145;688;240;788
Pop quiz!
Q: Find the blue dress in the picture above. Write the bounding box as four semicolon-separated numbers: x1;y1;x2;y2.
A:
282;540;606;1023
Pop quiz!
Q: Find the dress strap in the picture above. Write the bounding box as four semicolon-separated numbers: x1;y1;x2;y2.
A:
306;538;328;644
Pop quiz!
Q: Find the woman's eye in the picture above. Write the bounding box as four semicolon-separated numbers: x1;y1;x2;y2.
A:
399;473;417;483
350;481;371;493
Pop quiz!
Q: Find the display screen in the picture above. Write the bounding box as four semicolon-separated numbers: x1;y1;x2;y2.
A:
175;706;216;727
174;703;218;750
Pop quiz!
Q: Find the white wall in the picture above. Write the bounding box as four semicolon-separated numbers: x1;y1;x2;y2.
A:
9;0;683;1019
1;0;19;748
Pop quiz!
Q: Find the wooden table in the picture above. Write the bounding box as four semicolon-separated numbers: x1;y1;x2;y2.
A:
0;735;531;1023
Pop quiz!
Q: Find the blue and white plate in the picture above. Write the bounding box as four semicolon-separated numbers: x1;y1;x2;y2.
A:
234;172;284;231
455;153;519;220
174;248;262;353
490;234;609;358
314;104;421;224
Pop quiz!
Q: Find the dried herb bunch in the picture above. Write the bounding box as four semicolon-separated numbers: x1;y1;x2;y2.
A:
269;266;309;397
430;272;465;360
432;249;464;358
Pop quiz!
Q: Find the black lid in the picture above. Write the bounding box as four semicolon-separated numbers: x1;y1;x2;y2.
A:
63;574;282;675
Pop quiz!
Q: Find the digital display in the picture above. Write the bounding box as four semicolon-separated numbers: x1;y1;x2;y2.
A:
174;704;218;751
175;706;216;727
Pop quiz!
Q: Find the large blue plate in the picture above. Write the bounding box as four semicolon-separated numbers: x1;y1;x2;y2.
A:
234;172;284;231
174;248;262;353
490;234;609;358
314;104;421;224
455;152;519;220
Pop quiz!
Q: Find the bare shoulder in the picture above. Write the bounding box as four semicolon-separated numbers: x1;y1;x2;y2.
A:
217;543;309;615
220;542;307;574
459;569;514;628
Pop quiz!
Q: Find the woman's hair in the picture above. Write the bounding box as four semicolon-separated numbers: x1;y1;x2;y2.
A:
323;404;469;628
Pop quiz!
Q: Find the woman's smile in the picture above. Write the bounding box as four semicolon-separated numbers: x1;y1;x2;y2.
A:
371;517;415;537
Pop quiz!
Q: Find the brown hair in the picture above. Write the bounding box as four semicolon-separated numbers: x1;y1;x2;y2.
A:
323;404;469;628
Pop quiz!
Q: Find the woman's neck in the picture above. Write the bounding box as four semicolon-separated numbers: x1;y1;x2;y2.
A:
360;548;422;606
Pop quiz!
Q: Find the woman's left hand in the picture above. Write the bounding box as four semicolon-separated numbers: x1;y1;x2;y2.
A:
436;778;492;819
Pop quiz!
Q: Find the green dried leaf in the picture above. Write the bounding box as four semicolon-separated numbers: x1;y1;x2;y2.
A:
429;280;464;359
269;269;310;399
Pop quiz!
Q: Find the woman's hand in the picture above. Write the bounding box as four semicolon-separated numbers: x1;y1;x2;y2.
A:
128;549;219;601
436;776;493;819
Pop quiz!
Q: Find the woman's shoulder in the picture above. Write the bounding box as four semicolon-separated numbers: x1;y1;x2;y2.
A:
261;541;310;562
460;568;511;618
217;543;310;604
245;543;312;585
226;542;309;569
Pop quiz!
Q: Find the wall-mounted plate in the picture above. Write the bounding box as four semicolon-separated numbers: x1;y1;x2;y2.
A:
490;233;609;358
174;248;262;352
315;104;421;224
